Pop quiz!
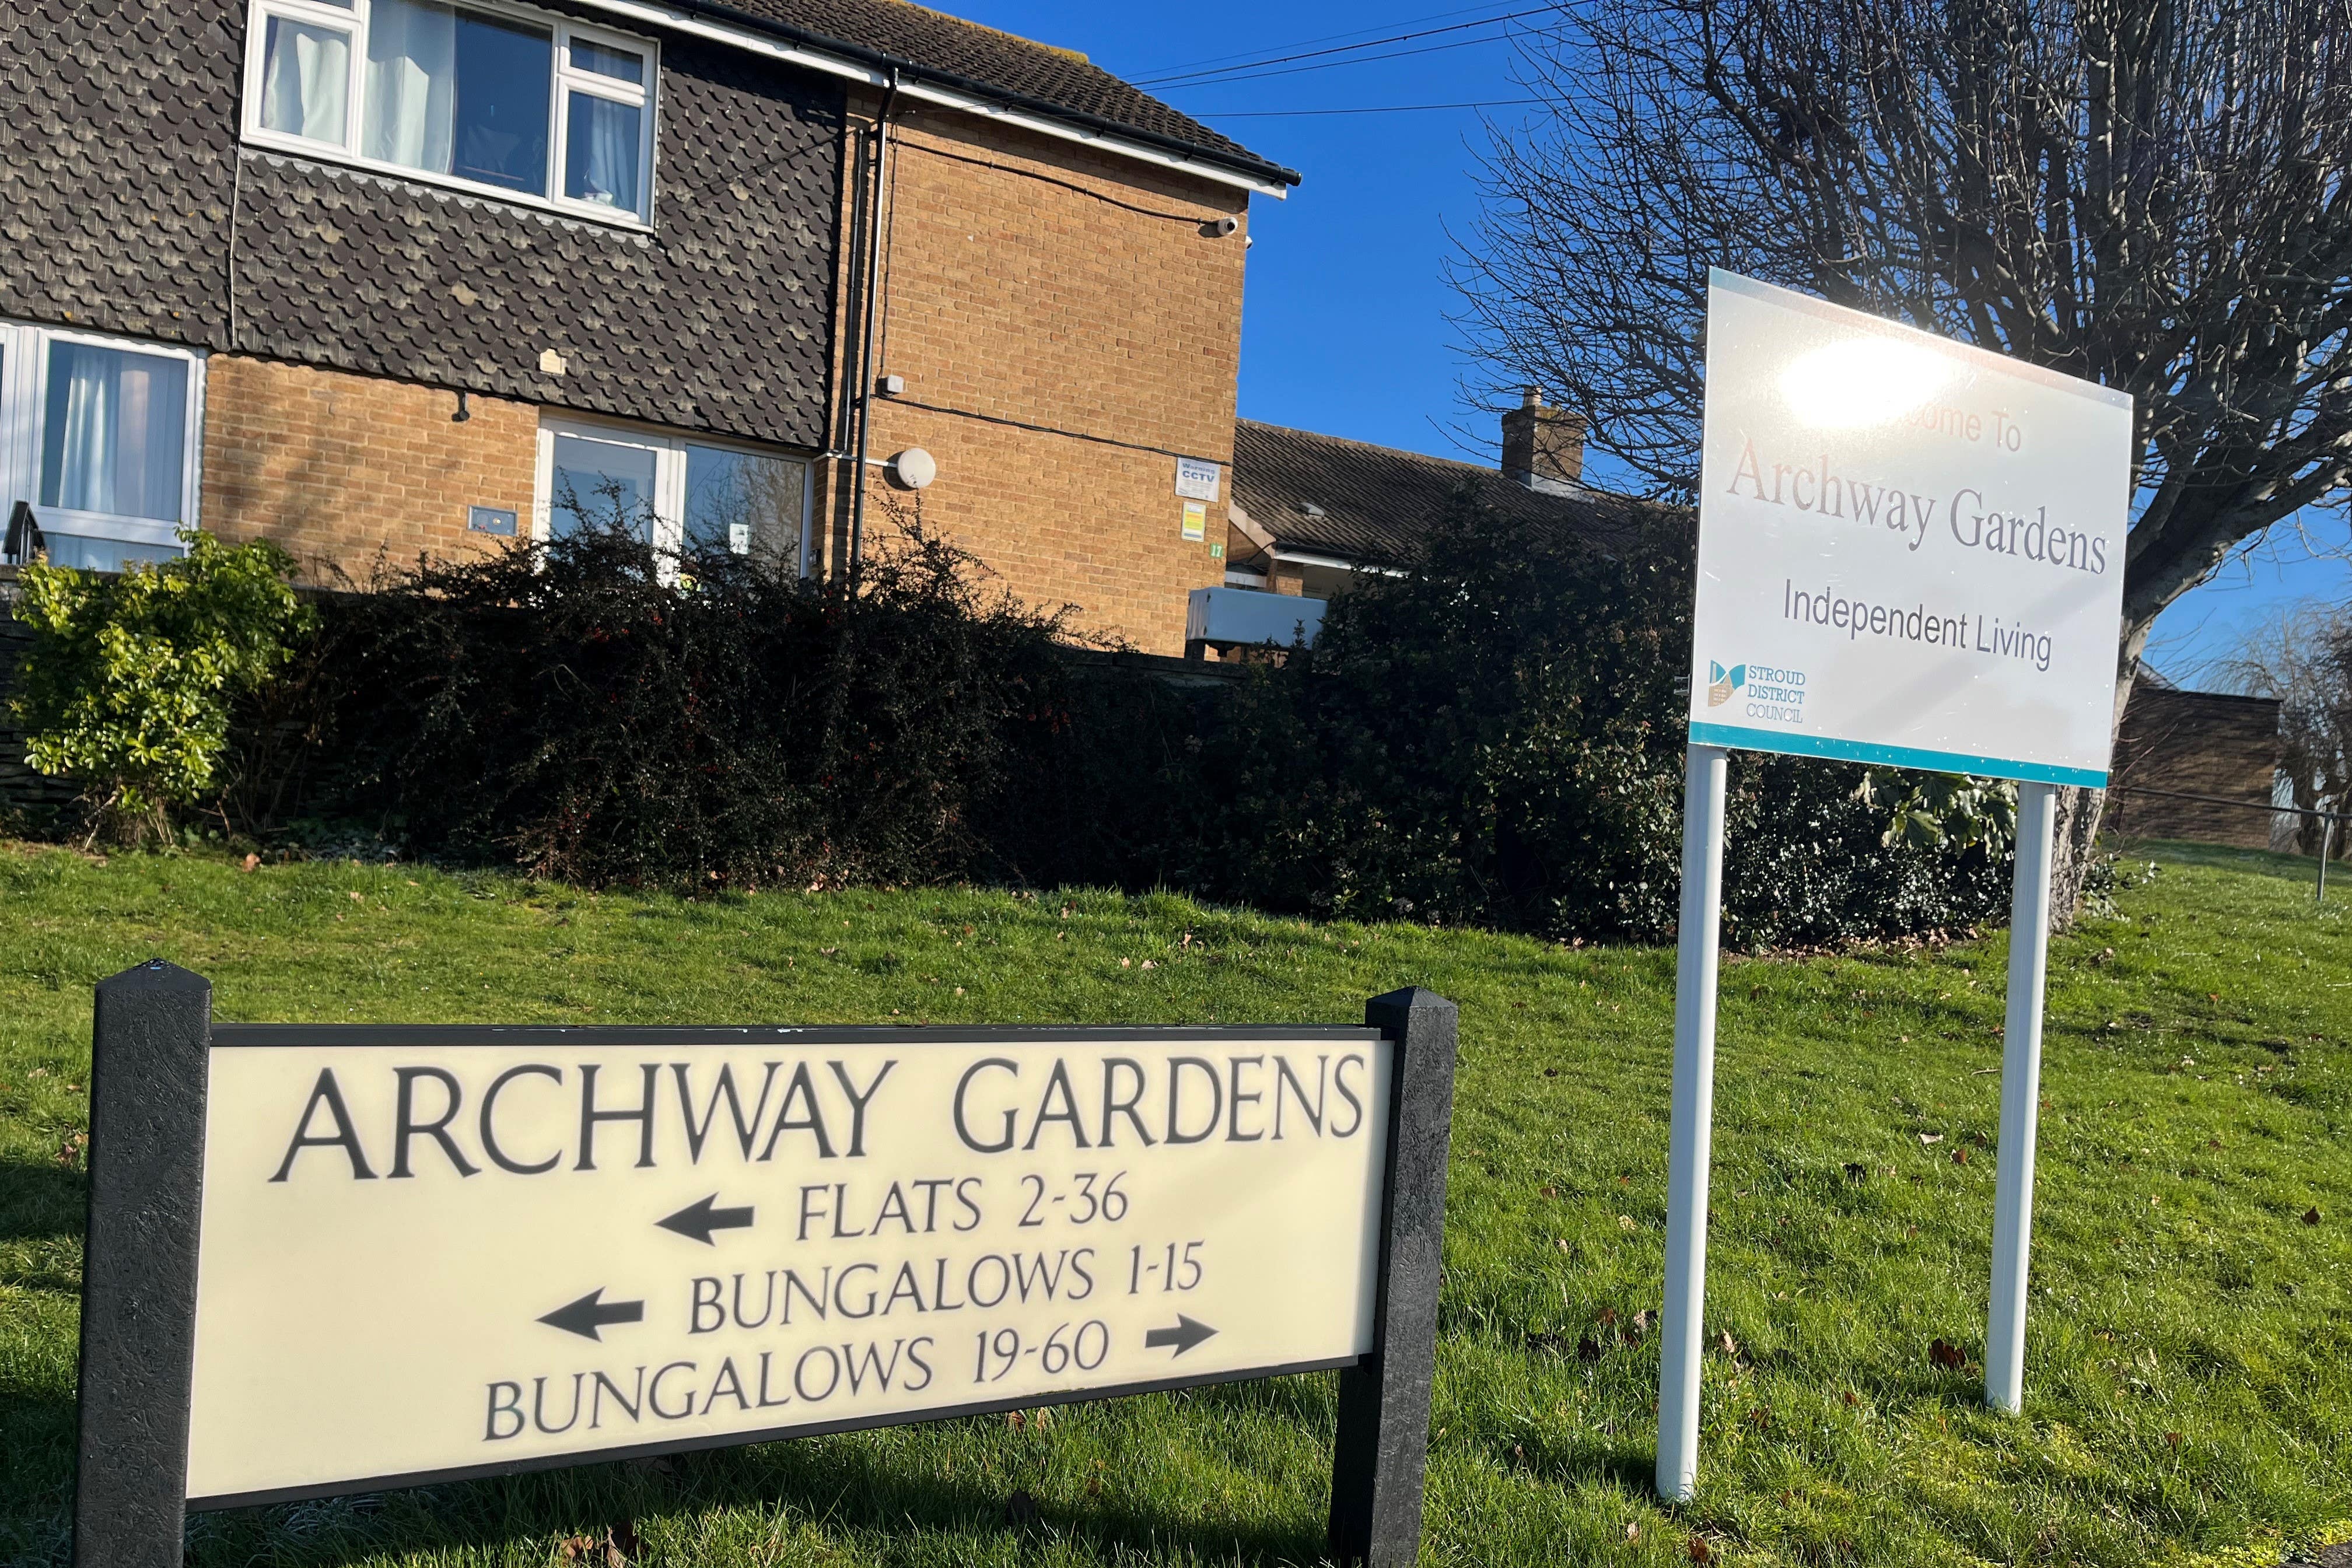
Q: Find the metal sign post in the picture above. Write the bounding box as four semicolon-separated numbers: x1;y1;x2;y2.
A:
1985;780;2056;1412
1657;743;1728;1502
72;963;1459;1568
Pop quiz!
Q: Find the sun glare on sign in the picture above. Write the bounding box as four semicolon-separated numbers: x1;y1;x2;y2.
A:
1778;334;1961;428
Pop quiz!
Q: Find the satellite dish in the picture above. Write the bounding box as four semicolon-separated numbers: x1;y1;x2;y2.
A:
887;447;937;490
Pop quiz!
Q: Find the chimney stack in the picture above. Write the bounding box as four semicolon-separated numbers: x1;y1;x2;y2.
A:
1501;387;1586;493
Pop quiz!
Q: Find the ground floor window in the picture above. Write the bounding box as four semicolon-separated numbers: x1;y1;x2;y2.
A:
534;415;810;573
0;320;204;573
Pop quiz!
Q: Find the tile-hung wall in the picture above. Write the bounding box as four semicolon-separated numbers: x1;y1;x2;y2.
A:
0;0;845;574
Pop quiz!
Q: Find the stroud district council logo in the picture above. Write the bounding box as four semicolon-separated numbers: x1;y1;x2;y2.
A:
1706;661;1746;707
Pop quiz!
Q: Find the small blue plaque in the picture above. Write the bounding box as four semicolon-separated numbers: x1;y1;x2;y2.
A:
468;505;518;537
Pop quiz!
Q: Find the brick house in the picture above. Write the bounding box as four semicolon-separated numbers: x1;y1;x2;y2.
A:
1186;391;1650;654
0;0;1296;653
2107;676;2284;852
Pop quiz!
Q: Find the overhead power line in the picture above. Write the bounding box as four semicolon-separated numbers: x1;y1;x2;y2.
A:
1193;97;1546;117
1131;0;1512;79
1148;29;1541;91
1133;7;1549;89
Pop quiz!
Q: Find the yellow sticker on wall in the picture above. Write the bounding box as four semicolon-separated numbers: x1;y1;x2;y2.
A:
1181;501;1207;542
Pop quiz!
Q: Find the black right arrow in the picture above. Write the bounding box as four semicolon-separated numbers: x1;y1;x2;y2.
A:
1144;1315;1217;1356
656;1194;756;1245
538;1288;645;1341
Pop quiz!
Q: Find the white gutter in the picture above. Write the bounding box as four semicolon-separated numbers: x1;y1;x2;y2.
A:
561;0;1292;198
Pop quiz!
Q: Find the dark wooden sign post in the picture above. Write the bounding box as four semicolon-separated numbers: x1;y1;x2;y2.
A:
73;960;1457;1567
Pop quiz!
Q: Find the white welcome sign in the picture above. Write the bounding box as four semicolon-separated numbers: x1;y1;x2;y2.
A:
1688;271;2132;785
1655;272;2137;1505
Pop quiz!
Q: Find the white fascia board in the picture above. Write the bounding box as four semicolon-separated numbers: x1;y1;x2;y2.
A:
1271;547;1408;577
562;0;1290;198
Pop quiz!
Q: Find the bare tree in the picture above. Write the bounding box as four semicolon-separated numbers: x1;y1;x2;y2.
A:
2208;601;2352;855
1452;0;2352;916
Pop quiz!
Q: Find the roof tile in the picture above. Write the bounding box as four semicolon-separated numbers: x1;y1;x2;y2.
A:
1231;418;1658;568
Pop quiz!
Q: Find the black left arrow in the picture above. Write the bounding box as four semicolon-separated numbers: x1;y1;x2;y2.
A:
657;1194;756;1245
538;1288;645;1341
1144;1315;1217;1356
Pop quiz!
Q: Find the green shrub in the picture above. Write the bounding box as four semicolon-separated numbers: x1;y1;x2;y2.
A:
225;491;2009;948
1161;491;2014;948
257;516;1081;887
10;531;311;845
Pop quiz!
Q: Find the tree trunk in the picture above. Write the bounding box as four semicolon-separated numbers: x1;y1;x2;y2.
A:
2049;635;2150;930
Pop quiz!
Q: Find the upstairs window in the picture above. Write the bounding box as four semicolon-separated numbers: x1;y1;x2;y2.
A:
244;0;656;226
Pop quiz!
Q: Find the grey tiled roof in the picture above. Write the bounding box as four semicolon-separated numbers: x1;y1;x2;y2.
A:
679;0;1296;186
1231;419;1657;568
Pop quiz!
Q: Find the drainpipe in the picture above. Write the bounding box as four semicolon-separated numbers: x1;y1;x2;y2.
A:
847;70;901;573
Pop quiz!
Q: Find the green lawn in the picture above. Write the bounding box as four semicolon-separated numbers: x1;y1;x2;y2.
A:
1;839;2346;1567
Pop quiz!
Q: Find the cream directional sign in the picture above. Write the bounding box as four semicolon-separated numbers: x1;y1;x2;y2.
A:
182;1029;1394;1504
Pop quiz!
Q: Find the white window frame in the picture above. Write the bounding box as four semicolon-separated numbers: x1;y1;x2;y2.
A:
0;317;206;564
240;0;660;230
534;415;815;578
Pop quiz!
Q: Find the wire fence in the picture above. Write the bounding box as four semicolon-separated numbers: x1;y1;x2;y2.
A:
2104;783;2343;902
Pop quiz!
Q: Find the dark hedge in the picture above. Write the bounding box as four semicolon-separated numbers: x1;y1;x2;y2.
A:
220;498;2011;947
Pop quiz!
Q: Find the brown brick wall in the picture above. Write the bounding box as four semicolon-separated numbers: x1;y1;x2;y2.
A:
200;355;538;584
198;97;1257;651
818;102;1251;652
2108;683;2284;850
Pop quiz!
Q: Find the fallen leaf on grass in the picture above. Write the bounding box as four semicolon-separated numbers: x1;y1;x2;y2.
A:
1930;1338;1966;1369
1689;1536;1713;1563
1715;1329;1741;1359
1919;1133;1945;1145
1952;1147;1971;1166
2305;1208;2323;1227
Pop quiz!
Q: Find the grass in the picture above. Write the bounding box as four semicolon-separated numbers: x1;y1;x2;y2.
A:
0;838;2346;1567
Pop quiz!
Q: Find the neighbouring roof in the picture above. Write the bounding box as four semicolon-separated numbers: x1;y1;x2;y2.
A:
676;0;1298;189
1230;418;1657;568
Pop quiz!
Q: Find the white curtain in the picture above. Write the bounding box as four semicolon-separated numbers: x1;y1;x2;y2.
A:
570;94;640;209
259;16;351;144
363;0;457;173
40;344;187;523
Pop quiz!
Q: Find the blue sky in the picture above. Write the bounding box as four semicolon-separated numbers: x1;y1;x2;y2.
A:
957;0;2346;680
